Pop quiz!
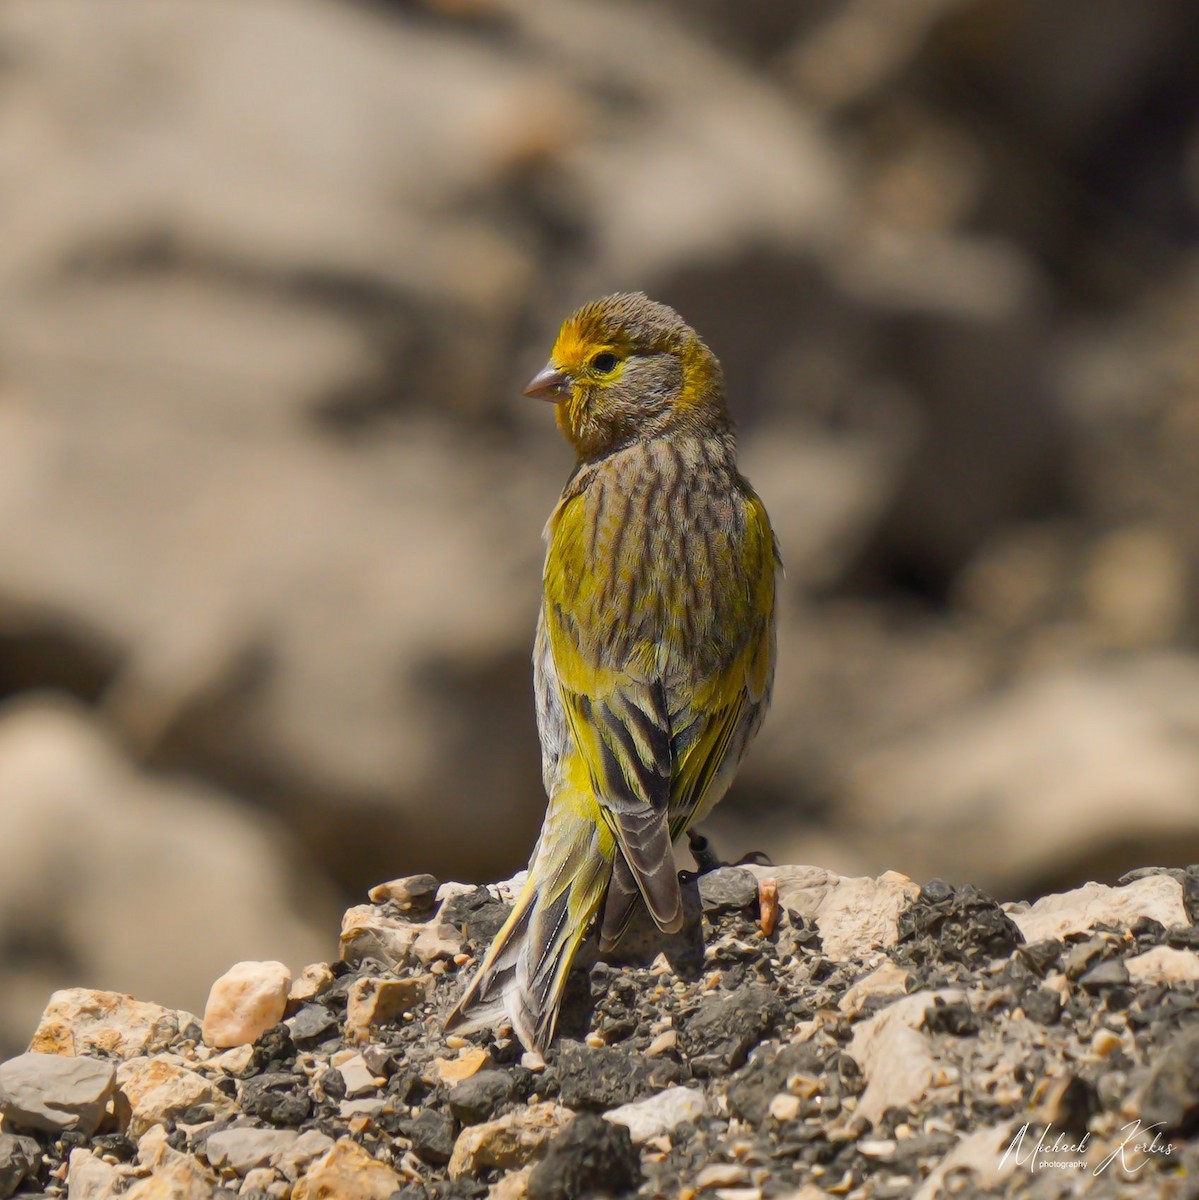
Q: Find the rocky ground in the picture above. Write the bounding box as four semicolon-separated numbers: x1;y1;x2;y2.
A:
1;865;1197;1199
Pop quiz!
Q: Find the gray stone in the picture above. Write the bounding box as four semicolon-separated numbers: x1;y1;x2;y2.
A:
286;1004;338;1044
0;1052;115;1134
1078;959;1130;990
448;1070;514;1125
526;1114;641;1200
203;1126;299;1175
678;985;785;1076
696;868;758;916
0;1133;42;1200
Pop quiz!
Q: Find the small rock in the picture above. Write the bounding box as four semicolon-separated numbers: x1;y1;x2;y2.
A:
239;1072;311;1126
344;976;428;1039
360;1045;395;1078
555;1043;653;1110
448;1101;572;1179
923;997;980;1037
435;1047;492;1084
0;1051;116;1134
645;1030;677;1057
203;1044;256;1076
285;1004;338;1045
124;1159;216;1200
679;984;784;1076
339;907;461;968
897;883;1023;966
202;962;292;1049
768;1093;801;1122
1022;987;1062;1025
315;1066;345;1101
1008;877;1188;943
338;1095;384;1119
29;990;195;1060
1078;959;1130;990
203;1128;299;1175
525;1114;640;1200
399;1109;456;1166
66;1146;122;1200
440;887;512;945
368;873;439;913
920;879;954;904
838;960;912;1015
1019;940;1062;976
240;1165;277;1194
0;1132;41;1200
1139;1026;1199;1133
292;1138;401;1200
1126;945;1199;985
604;1086;707;1144
1063;937;1107;979
136;1122;189;1170
125;1130;218;1200
489;1166;534;1200
274;1130;334;1182
412;923;474;965
697;868;759;915
448;1070;514;1125
116;1056;237;1139
333;1053;381;1098
287;964;334;1006
694;1162;750;1189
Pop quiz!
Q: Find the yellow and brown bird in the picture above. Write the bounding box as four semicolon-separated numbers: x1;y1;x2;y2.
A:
447;293;778;1050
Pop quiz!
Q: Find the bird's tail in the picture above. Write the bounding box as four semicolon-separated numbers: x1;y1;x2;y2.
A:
445;789;614;1051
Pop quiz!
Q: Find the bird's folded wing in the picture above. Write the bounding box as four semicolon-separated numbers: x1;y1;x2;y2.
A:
667;491;778;833
542;491;682;932
551;668;683;934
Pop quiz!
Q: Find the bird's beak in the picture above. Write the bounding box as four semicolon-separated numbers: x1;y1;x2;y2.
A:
522;362;570;402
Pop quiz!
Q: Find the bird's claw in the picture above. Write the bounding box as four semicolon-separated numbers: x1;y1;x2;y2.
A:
686;832;774;874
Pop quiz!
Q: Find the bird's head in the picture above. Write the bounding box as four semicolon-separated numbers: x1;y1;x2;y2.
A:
523;292;729;460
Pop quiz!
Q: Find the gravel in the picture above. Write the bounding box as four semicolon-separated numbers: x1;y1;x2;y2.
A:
0;867;1195;1197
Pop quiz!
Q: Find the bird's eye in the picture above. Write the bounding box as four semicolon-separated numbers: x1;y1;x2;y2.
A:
588;351;619;375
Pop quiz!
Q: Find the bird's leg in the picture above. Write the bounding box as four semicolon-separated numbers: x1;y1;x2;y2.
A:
686;831;723;874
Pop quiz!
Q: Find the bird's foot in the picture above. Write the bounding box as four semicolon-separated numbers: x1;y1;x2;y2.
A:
686;831;774;874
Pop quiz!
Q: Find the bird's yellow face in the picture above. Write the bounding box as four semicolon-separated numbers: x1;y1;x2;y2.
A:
524;292;727;460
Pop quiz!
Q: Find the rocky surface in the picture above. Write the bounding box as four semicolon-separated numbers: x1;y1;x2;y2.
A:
0;866;1195;1198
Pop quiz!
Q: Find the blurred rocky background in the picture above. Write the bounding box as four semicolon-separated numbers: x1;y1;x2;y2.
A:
2;0;1199;1055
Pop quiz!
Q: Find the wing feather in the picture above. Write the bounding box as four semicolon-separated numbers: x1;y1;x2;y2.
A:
542;473;778;938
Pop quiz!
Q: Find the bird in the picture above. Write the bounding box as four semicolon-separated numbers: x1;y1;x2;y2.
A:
446;292;779;1051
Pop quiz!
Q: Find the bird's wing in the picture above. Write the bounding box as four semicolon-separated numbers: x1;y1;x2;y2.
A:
598;487;778;953
667;490;778;834
542;494;683;933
